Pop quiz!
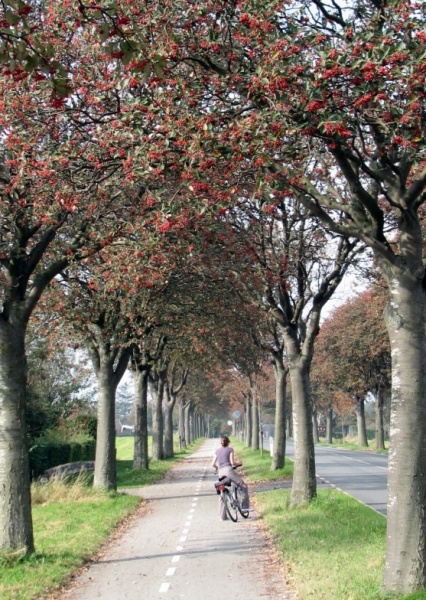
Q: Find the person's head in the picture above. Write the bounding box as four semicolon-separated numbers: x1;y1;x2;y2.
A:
221;436;230;447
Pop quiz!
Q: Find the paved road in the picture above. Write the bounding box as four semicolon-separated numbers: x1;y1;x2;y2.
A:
62;439;293;600
286;440;388;515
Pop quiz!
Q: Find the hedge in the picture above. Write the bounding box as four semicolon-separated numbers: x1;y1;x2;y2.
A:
29;439;96;480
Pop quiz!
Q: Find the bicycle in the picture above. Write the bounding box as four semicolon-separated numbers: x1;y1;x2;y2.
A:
214;464;250;522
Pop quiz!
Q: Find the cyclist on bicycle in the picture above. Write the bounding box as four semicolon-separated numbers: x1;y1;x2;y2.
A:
211;435;250;519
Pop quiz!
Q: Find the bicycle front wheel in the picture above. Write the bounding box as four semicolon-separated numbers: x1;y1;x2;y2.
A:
235;487;249;518
223;490;238;522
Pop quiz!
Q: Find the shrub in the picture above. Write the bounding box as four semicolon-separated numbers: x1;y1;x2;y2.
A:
29;439;96;480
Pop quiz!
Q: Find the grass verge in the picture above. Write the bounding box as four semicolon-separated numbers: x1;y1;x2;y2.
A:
116;436;205;487
231;438;426;600
0;479;140;600
317;436;389;453
0;436;204;600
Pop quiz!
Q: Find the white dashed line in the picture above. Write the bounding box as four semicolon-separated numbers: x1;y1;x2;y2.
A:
158;456;213;595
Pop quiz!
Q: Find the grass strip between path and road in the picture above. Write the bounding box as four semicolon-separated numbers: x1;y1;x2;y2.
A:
232;439;426;600
0;437;204;600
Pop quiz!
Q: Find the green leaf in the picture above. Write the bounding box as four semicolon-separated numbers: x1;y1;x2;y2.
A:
141;63;151;83
24;55;39;71
5;11;20;25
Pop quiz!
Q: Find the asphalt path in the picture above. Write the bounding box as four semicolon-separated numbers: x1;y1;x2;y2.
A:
61;439;293;600
286;440;388;516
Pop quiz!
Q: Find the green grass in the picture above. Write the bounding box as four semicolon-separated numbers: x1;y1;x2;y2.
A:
116;436;204;488
0;483;140;600
0;436;204;600
232;438;293;481
230;438;426;600
317;436;389;453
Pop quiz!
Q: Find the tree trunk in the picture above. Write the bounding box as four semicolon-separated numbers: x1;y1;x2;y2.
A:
245;396;252;447
178;397;186;449
251;390;259;450
0;320;34;553
94;363;118;490
133;366;149;470
271;355;287;470
382;274;426;593
355;395;369;447
289;360;317;508
88;335;130;491
286;414;292;438
326;406;333;444
184;401;192;446
189;407;194;442
375;388;385;451
194;412;198;439
150;375;164;461
163;388;176;459
312;407;319;444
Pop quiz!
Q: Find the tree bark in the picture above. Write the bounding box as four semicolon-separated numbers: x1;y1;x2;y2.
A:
189;406;195;442
132;364;149;470
0;319;34;553
312;405;319;444
326;406;333;444
251;388;259;450
374;388;385;451
94;364;118;490
355;395;369;447
164;366;187;458
286;414;292;438
289;358;317;508
245;395;252;447
178;396;187;449
271;354;287;470
90;339;130;491
163;384;176;459
150;371;165;461
184;401;192;446
382;273;426;593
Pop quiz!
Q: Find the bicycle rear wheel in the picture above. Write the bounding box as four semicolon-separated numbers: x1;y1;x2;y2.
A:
223;489;238;522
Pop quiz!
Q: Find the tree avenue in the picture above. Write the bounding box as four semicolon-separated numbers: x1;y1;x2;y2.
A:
217;194;363;505
110;1;424;592
1;0;426;593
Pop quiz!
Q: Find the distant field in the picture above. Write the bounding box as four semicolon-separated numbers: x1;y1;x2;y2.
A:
116;435;181;461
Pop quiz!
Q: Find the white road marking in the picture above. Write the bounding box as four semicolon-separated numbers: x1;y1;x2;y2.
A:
166;567;176;577
172;555;180;563
159;582;170;593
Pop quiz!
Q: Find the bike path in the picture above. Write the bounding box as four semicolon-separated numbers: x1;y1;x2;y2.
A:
62;439;292;600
